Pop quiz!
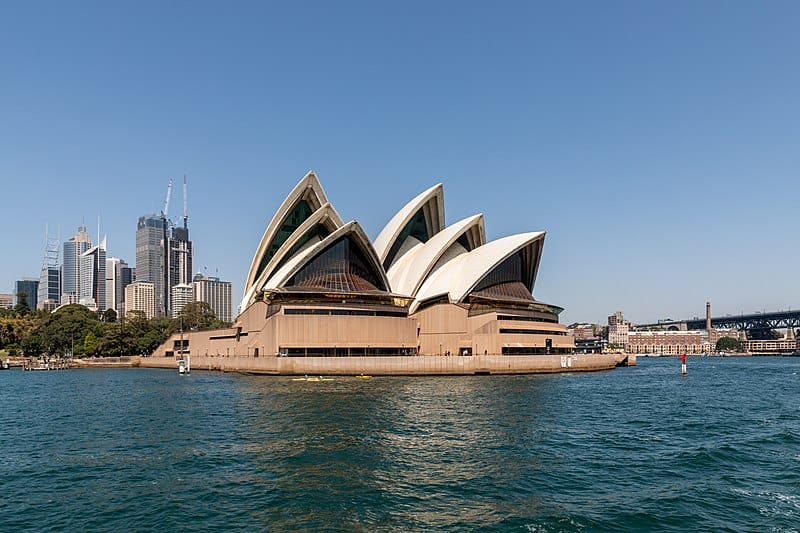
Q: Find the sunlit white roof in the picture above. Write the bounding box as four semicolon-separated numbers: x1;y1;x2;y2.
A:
373;183;445;270
411;231;545;313
387;214;485;297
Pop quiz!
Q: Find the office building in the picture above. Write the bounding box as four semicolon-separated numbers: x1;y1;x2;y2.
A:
136;215;167;316
13;278;39;310
38;227;61;310
192;274;233;323
125;281;156;319
62;224;92;304
0;293;12;309
608;311;630;348
106;258;133;314
79;238;106;311
171;283;194;317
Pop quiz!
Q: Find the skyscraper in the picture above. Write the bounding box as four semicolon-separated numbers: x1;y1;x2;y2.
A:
106;257;133;314
136;176;193;317
79;237;106;311
38;226;61;311
168;225;193;306
62;224;91;305
136;215;167;316
192;274;233;323
13;278;39;310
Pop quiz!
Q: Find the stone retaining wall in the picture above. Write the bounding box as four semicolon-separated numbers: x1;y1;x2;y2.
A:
138;353;617;375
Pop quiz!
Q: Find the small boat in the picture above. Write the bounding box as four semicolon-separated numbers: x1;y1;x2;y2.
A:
178;359;186;375
292;375;333;382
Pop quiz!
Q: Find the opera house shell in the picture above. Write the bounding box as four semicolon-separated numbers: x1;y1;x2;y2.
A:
151;171;595;374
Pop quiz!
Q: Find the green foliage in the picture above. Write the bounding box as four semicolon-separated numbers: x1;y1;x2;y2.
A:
169;301;228;334
716;336;741;352
102;308;118;323
1;305;174;358
13;291;30;315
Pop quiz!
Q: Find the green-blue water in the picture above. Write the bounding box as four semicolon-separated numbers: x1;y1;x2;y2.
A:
1;357;798;531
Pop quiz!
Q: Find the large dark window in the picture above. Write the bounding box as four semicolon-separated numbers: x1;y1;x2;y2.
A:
471;250;536;303
383;208;429;270
273;223;332;273
255;199;314;280
288;236;385;292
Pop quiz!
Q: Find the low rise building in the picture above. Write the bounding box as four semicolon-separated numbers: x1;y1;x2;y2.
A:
0;293;12;309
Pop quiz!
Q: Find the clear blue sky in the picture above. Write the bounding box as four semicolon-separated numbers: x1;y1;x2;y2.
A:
2;1;798;325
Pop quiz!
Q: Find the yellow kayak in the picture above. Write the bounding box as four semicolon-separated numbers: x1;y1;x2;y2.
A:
356;374;372;379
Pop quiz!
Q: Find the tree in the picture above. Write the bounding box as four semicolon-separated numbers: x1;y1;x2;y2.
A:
102;308;118;323
170;301;224;333
13;292;30;316
716;336;741;352
39;304;99;356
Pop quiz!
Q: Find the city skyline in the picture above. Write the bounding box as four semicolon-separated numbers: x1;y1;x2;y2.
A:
3;2;799;325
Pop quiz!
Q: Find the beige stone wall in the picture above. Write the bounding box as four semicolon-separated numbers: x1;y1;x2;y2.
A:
150;300;577;366
140;352;616;375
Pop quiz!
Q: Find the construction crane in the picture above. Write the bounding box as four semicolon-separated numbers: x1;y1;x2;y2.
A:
182;175;188;229
162;178;174;219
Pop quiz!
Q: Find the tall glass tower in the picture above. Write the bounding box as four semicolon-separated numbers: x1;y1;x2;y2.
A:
62;224;92;304
136;215;167;317
79;237;107;311
38;226;61;310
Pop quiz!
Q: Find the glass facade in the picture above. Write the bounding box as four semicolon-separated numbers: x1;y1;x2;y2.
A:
255;199;313;281
288;237;385;292
14;279;39;309
136;215;167;316
383;208;430;270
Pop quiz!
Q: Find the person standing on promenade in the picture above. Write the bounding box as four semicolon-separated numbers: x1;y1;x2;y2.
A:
680;353;687;375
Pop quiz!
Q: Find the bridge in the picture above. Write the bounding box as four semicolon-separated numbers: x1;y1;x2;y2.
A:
635;309;800;332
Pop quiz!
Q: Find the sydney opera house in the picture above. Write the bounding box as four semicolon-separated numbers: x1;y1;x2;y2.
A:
151;172;609;374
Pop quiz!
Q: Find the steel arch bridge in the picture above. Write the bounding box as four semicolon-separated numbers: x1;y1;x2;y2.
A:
635;310;800;332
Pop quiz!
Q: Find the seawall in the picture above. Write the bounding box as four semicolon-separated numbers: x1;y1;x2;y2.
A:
138;353;617;375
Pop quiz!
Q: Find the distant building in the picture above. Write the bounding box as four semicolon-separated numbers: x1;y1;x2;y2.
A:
0;293;13;309
168;225;193;310
608;311;630;348
62;224;92;304
741;338;797;355
568;324;598;341
125;281;156;319
38;227;61;311
627;328;741;355
192;274;232;323
106;258;133;314
79;238;106;311
171;283;194;317
14;278;39;310
136;214;167;317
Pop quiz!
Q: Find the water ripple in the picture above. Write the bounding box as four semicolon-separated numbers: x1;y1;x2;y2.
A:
1;357;799;531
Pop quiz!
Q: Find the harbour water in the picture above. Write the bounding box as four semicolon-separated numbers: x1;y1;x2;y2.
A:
1;357;798;531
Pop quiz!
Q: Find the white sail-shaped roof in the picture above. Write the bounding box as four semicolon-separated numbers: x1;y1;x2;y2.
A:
263;221;390;293
410;231;545;313
242;171;332;306
373;183;445;271
387;214;486;298
240;202;344;309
